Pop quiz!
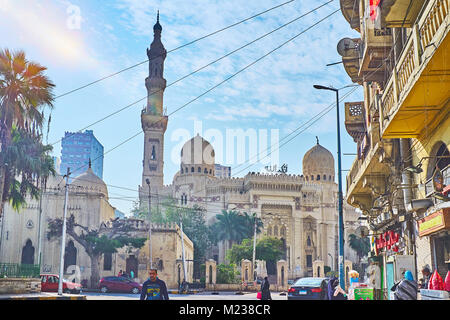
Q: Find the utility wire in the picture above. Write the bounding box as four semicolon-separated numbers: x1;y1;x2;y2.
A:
49;0;334;147
52;0;303;100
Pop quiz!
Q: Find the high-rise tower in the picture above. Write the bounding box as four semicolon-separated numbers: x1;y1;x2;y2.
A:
139;12;168;204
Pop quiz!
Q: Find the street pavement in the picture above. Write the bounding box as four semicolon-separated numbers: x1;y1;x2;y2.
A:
84;291;287;300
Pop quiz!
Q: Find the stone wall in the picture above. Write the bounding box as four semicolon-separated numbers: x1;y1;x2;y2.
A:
0;278;41;294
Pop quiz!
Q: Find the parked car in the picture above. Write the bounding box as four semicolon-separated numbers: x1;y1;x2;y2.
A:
287;277;329;300
40;274;82;294
99;276;142;294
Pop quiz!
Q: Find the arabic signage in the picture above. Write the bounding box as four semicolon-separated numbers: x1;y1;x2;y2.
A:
418;208;450;237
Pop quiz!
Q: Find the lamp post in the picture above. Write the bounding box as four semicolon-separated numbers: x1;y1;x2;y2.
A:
145;178;152;269
58;168;70;295
313;84;357;289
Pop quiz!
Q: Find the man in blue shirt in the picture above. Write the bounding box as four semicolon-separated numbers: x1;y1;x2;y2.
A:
140;269;169;300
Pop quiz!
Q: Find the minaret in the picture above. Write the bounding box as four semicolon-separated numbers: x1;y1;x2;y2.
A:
140;12;168;205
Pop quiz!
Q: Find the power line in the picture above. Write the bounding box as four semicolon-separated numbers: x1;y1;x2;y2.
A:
52;0;304;100
49;0;334;147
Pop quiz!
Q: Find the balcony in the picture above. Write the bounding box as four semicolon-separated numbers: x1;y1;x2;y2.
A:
380;0;426;28
345;101;366;143
340;0;361;32
346;132;395;214
380;0;450;139
358;15;393;83
339;38;363;83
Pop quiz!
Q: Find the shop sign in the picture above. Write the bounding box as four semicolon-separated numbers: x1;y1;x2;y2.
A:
418;208;450;237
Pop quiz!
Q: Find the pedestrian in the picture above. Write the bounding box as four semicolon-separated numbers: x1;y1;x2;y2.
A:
140;269;169;300
118;270;123;277
327;277;347;300
420;266;431;289
366;261;381;300
260;276;272;300
391;270;417;300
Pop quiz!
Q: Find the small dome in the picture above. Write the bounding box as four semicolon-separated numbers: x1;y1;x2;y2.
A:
302;139;335;182
72;166;108;197
181;134;215;166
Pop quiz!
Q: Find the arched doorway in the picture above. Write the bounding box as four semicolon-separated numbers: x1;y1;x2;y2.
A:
126;255;138;279
64;241;77;273
21;239;35;265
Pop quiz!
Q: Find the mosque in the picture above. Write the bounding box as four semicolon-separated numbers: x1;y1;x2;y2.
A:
137;14;361;279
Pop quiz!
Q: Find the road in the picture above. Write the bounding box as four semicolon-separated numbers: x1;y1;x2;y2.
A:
84;291;287;300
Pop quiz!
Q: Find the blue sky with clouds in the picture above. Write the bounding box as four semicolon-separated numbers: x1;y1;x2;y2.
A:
1;0;364;214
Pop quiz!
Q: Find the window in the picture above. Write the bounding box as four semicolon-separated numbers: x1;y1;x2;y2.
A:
311;175;314;181
191;167;194;173
204;168;208;174
307;236;311;246
317;175;320;180
323;175;326;180
306;255;312;268
198;167;201;173
181;168;184;174
104;253;112;271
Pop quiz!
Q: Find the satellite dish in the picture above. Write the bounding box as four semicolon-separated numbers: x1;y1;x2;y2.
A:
354;226;369;238
337;38;357;57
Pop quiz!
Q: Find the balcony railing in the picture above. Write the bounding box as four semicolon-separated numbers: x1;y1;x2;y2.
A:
380;0;449;137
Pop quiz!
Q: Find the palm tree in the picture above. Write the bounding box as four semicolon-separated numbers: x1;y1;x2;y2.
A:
212;210;248;249
0;49;55;214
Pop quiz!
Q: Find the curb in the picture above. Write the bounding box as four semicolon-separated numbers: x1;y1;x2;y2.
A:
0;295;87;300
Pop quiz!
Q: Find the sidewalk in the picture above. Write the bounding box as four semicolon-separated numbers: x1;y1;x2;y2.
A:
0;292;86;300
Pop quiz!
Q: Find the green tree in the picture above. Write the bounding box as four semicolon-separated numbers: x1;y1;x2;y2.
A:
47;214;146;288
348;233;371;272
216;263;239;284
0;49;55;215
210;210;263;249
2;126;54;211
226;237;284;266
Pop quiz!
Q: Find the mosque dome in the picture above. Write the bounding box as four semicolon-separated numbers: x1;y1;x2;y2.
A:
72;165;108;197
302;138;335;182
180;134;215;176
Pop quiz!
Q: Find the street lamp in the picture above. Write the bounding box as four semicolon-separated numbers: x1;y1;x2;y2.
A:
313;83;357;289
145;178;152;269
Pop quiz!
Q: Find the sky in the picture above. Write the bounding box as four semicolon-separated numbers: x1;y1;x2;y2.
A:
0;0;364;215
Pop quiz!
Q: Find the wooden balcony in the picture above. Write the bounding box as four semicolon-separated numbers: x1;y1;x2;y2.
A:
345;101;366;143
340;0;360;32
380;0;450;139
358;15;393;83
345;137;395;214
380;0;426;28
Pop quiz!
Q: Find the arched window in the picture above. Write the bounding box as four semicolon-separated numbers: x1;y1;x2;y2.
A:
204;168;208;174
317;175;320;180
311;175;314;181
21;239;35;265
307;236;311;247
323;175;326;180
209;169;212;174
198;167;201;173
181;167;184;174
329;175;332;181
427;142;450;179
151;145;156;160
267;226;272;236
191;167;194;173
64;241;77;273
274;226;278;237
280;226;286;237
